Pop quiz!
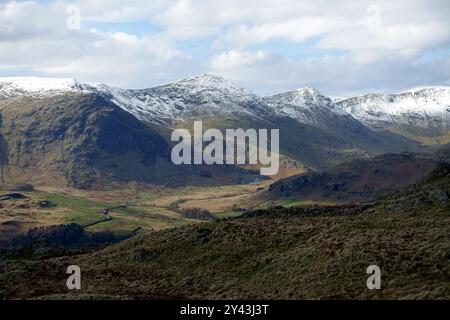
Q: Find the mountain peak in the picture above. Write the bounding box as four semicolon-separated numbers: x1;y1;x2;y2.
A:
265;86;332;109
294;86;322;95
190;73;228;82
169;73;251;95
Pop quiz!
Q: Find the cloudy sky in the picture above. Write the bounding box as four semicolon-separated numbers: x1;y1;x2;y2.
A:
1;0;450;96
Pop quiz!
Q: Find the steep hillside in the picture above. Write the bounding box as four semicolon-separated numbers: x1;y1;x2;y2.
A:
0;94;173;188
0;94;257;188
265;146;450;203
264;87;422;155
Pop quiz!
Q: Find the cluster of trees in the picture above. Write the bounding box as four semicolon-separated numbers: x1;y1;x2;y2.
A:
12;224;86;247
179;208;217;221
0;183;34;192
11;224;120;248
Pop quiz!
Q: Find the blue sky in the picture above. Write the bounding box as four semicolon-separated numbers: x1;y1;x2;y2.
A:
1;0;450;96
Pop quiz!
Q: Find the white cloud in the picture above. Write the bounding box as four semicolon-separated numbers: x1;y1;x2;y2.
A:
215;17;348;50
210;50;270;70
75;0;169;23
317;20;450;63
0;0;192;88
32;30;188;86
0;0;450;94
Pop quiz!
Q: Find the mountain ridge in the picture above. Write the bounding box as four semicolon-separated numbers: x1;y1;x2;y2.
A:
2;75;449;129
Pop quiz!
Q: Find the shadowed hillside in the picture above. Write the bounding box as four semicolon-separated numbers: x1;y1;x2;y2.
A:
0;94;172;188
0;94;261;188
265;144;450;203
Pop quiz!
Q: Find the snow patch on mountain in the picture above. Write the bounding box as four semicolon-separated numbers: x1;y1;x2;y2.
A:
335;86;450;129
0;77;94;97
106;74;270;125
330;96;347;103
265;87;331;109
263;87;350;126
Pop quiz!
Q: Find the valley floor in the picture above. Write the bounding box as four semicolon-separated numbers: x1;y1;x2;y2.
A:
0;200;449;300
0;166;305;246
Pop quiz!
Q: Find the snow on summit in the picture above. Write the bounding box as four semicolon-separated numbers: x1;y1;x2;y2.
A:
335;86;450;129
0;77;90;96
1;75;449;130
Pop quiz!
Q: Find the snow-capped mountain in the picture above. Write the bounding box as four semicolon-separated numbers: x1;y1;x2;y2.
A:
2;75;449;135
262;86;421;154
263;87;348;126
0;75;270;126
335;86;450;129
0;74;433;178
100;74;271;125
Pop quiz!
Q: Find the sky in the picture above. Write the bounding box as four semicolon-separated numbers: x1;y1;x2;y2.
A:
1;0;450;96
